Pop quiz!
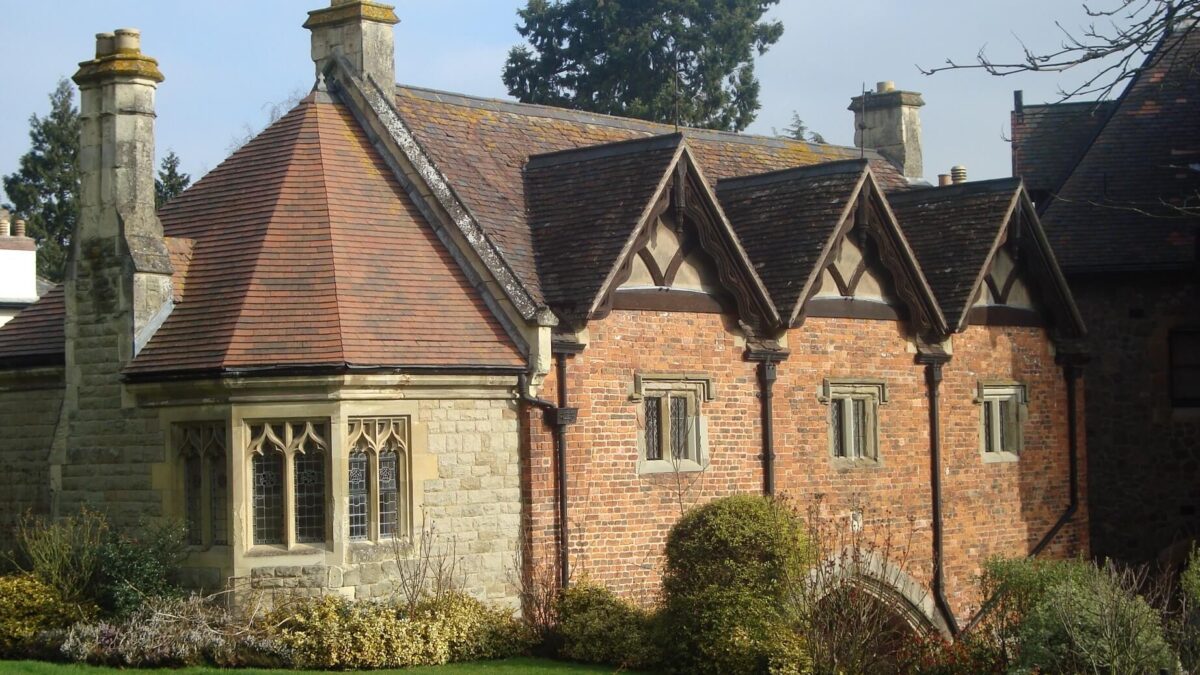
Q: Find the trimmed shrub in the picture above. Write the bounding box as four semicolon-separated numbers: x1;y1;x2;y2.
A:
660;495;811;674
269;591;531;669
0;575;88;657
555;580;658;669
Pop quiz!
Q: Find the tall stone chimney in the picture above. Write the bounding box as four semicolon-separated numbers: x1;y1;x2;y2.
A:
305;0;399;87
849;81;925;181
72;28;173;351
53;29;173;523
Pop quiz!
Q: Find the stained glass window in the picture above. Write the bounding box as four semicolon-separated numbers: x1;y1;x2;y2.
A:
348;452;369;541
379;450;399;539
294;450;326;544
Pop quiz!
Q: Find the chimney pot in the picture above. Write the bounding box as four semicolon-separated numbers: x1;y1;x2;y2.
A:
13;219;26;238
877;80;895;93
951;165;968;184
95;32;116;58
938;174;953;187
113;28;141;53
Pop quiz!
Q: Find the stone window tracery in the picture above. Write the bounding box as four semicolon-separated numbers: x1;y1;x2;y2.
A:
247;420;329;547
819;379;887;463
347;417;410;542
632;374;712;474
174;422;228;549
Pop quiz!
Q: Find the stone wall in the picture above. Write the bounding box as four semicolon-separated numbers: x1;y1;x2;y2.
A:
0;368;63;551
524;310;1085;627
1077;273;1200;561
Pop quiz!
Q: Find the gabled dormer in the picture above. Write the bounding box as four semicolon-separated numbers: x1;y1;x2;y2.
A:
718;160;946;340
525;134;780;336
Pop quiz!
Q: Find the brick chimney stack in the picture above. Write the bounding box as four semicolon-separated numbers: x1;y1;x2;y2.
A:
305;0;400;87
71;29;173;359
849;81;925;181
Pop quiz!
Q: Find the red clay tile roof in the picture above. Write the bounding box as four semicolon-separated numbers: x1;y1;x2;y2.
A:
717;160;868;321
0;284;64;367
126;93;523;376
889;180;1020;329
392;86;909;309
1029;29;1200;273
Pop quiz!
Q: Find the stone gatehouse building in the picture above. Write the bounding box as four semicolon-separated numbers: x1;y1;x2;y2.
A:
0;1;1089;634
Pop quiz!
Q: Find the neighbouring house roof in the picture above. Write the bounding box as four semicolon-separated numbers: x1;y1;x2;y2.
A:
1011;101;1116;196
0;284;64;367
1016;27;1200;273
124;93;524;377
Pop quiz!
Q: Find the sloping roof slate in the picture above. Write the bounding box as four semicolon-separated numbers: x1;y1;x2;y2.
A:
526;134;682;318
1012;101;1115;195
1032;29;1200;273
717;160;867;320
0;284;64;367
392;86;909;308
126;93;523;375
888;179;1020;329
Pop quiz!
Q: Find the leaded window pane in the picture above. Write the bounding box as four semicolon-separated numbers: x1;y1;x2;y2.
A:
252;453;284;545
831;398;846;458
294;451;326;544
983;402;996;453
348;452;369;541
379;451;399;539
184;455;203;545
670;396;689;460
998;399;1012;451
211;456;228;545
645;396;662;461
851;398;867;459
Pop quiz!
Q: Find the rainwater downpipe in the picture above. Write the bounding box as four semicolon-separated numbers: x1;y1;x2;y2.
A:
517;351;577;590
960;354;1086;635
919;353;960;635
759;360;779;496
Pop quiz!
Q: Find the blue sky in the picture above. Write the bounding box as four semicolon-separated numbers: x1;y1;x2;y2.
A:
0;1;1115;195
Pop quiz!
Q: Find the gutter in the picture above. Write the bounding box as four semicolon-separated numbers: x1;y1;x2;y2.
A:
918;351;959;635
960;353;1087;635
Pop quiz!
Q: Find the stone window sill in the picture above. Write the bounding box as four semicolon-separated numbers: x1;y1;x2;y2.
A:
982;450;1020;464
832;457;882;470
638;458;706;475
246;544;328;558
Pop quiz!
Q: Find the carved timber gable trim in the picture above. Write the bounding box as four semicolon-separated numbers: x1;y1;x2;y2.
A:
592;146;780;335
798;174;945;339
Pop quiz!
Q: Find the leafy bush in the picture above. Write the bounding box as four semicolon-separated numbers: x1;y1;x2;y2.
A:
269;591;530;669
660;495;811;674
1016;562;1175;673
1183;545;1200;607
554;580;658;669
96;519;187;618
0;575;88;657
13;508;107;608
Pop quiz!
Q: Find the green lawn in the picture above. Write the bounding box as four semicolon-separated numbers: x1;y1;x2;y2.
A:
0;658;635;674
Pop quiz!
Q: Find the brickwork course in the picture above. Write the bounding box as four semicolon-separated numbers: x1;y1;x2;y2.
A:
0;1;1096;633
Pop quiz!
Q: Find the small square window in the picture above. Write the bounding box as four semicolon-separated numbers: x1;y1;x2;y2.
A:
1170;329;1200;407
819;379;886;463
632;374;712;474
977;382;1027;461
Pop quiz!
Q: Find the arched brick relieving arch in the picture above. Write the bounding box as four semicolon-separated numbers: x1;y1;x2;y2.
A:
811;549;952;640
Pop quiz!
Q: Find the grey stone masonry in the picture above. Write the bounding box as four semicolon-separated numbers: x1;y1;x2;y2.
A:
0;370;63;552
849;81;925;180
58;29;172;528
305;1;399;89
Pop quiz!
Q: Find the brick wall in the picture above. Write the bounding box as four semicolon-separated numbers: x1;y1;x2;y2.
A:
1076;274;1199;561
0;369;63;550
524;310;1086;625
